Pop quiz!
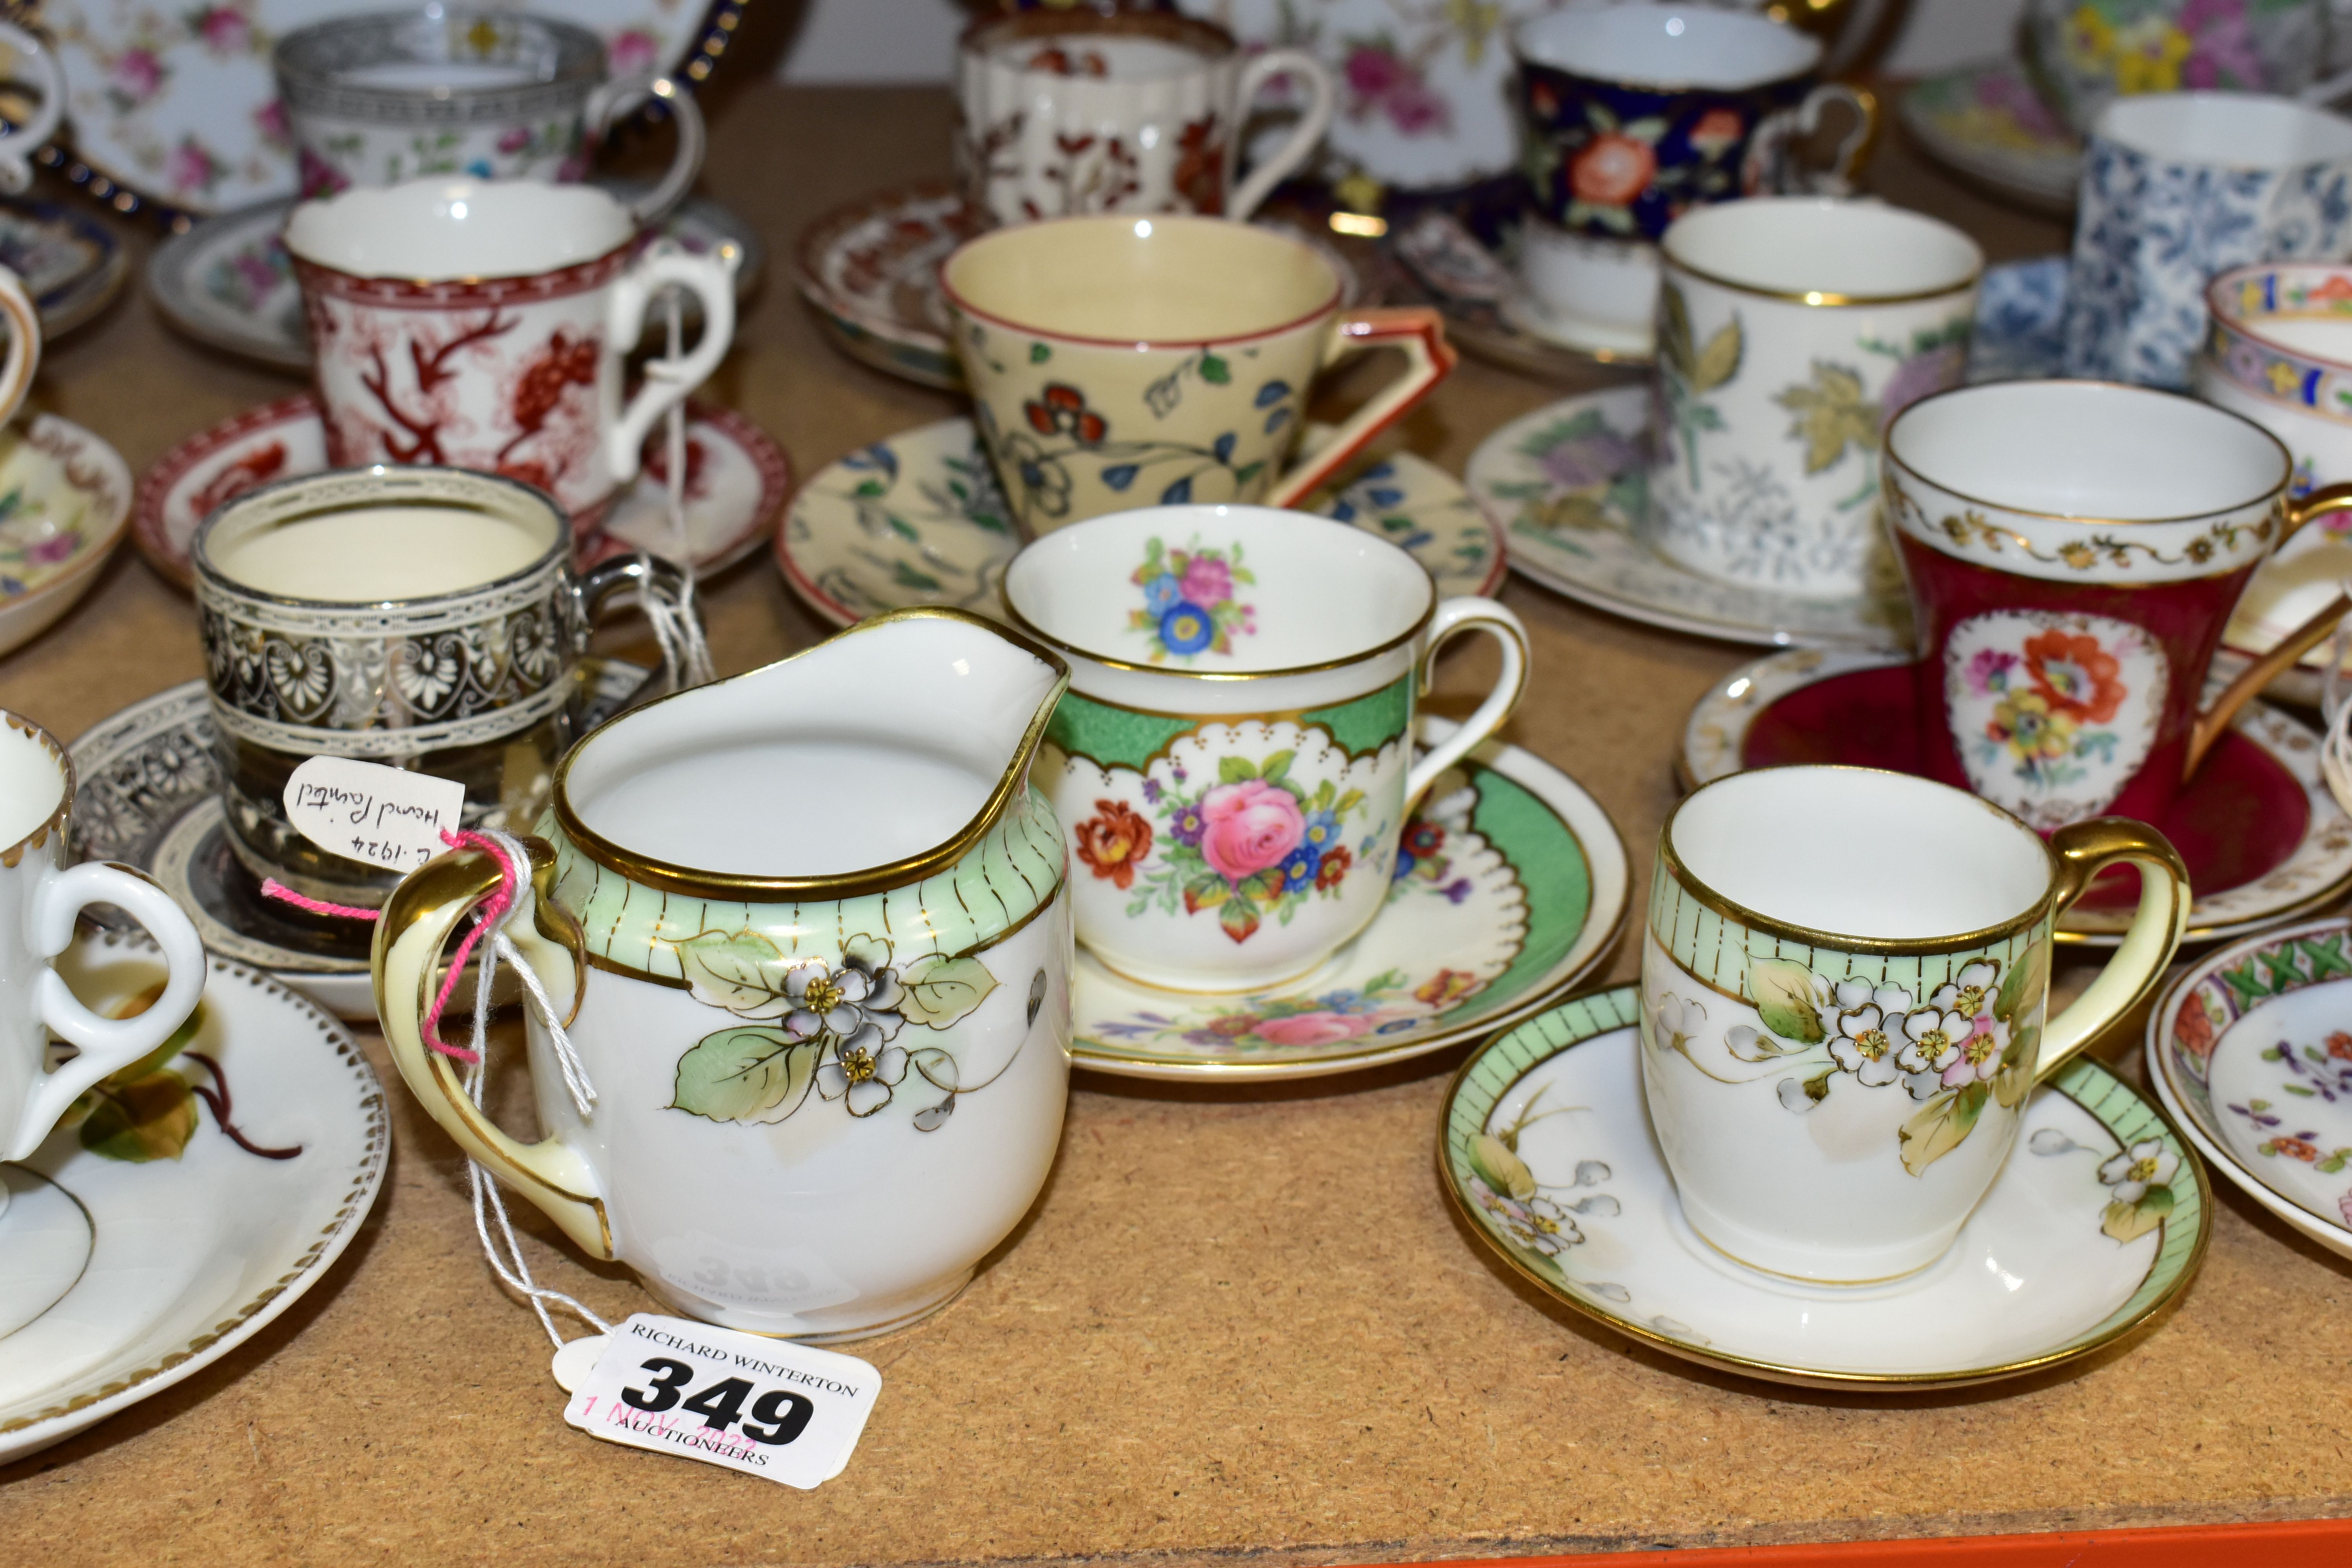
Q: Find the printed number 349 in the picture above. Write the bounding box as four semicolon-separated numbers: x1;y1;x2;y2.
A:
621;1357;817;1444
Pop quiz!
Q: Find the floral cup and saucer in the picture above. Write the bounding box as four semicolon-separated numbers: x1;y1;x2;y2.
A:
1442;983;2210;1388
2149;915;2352;1265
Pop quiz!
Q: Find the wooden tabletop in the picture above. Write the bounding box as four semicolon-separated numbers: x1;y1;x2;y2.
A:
2;81;2348;1564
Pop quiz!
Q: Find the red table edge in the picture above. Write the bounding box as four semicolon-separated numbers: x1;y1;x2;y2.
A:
1343;1515;2352;1564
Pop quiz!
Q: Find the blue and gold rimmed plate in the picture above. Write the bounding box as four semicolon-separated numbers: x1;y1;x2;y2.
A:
1442;985;2210;1390
0;933;387;1461
1071;718;1628;1082
2148;916;2352;1265
778;414;1506;629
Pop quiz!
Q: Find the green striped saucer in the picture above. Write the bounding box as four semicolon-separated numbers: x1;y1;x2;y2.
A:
1441;985;2211;1390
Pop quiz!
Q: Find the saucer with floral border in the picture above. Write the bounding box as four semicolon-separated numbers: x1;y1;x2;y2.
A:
779;415;1504;629
2149;915;2352;1265
1442;984;2209;1390
1071;718;1628;1082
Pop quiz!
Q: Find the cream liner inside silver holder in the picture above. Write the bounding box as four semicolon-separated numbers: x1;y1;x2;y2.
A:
192;466;583;758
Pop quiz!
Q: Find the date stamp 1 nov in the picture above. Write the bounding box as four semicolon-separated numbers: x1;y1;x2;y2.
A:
562;1314;882;1488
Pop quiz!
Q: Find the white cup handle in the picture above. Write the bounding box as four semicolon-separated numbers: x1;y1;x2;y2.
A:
1404;597;1531;808
584;74;707;225
1227;48;1334;222
13;862;208;1161
600;240;739;488
0;23;64;197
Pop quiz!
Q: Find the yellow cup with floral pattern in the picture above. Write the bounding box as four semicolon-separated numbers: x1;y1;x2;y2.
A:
942;214;1455;536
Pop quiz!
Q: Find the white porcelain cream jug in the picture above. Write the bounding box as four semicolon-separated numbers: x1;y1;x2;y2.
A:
371;609;1074;1340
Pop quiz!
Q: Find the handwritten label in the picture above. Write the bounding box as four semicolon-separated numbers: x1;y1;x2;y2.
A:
562;1313;880;1488
283;757;466;872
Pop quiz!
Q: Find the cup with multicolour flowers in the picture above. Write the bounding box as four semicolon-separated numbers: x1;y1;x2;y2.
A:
1003;505;1529;992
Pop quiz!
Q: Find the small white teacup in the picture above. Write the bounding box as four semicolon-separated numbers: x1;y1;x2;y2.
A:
1643;766;2188;1283
0;711;208;1179
1004;506;1528;992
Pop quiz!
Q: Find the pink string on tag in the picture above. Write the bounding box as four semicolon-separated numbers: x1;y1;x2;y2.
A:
259;828;521;1065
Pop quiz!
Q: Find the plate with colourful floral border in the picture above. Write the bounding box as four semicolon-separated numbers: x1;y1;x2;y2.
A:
131;393;789;588
146;186;764;373
793;181;1366;394
1441;984;2208;1390
2149;916;2352;1265
1465;386;1913;652
1071;717;1629;1081
1895;57;2081;218
1679;647;2352;948
24;0;751;218
0;414;134;659
68;659;650;1019
777;414;1504;628
0;931;387;1460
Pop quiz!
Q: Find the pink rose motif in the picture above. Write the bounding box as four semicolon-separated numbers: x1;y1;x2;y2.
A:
252;98;287;144
1344;45;1406;100
497;125;533;155
27;531;81;564
609;29;659;76
1252;1012;1369;1047
169;138;223;195
1197;779;1305;883
196;7;251;53
113;48;163;102
1180;553;1232;608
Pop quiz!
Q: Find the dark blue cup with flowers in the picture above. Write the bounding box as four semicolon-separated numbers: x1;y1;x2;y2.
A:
1511;2;1876;242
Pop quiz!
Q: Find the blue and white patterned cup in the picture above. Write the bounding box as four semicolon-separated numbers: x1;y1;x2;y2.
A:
2063;91;2352;389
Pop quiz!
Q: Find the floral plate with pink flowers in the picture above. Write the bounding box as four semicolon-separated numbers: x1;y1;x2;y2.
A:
1895;58;2082;219
32;0;751;217
777;414;1504;630
2149;916;2352;1266
1071;717;1629;1082
1445;984;2207;1389
0;414;135;660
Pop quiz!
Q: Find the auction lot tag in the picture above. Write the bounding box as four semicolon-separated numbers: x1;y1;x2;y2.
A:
283;757;465;872
562;1314;881;1488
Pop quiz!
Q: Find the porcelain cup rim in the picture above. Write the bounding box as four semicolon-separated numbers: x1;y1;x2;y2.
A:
2095;89;2352;173
959;5;1239;68
191;465;571;613
273;7;608;111
939;214;1342;351
1509;2;1822;92
1660;196;1985;307
283;177;635;285
1000;504;1438;681
2203;261;2352;389
1884;377;2293;528
0;709;69;869
1662;764;2061;955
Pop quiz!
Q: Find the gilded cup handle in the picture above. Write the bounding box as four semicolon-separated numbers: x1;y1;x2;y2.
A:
2033;818;2191;1085
2182;482;2352;777
370;836;608;1258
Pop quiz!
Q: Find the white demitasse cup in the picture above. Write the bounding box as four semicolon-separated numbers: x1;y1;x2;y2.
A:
1004;505;1530;991
1641;766;2189;1283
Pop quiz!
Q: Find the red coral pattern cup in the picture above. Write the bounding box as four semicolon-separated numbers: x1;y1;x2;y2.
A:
1883;380;2352;831
285;178;737;529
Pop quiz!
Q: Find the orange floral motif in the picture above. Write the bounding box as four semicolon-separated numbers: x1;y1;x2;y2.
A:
1569;133;1656;207
1414;967;1480;1007
1074;799;1153;889
2329;1030;2352;1062
2023;628;2126;724
1314;844;1352;891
